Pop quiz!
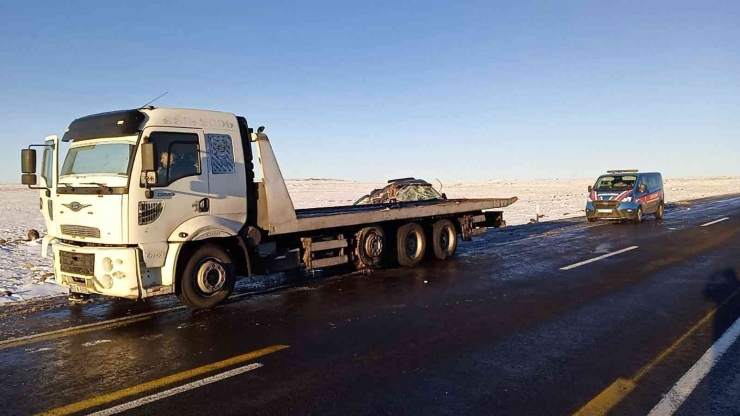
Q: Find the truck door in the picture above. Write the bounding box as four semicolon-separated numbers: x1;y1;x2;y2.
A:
141;127;210;241
39;135;58;237
204;132;248;221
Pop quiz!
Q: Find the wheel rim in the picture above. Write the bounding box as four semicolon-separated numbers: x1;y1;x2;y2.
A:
440;229;450;252
364;231;384;259
638;208;643;221
405;231;420;258
196;258;227;296
439;225;454;255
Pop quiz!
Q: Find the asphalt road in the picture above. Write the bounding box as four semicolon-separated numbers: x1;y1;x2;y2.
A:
2;194;740;416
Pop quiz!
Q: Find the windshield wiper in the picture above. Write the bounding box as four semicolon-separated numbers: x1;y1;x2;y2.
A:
80;182;113;192
59;183;75;191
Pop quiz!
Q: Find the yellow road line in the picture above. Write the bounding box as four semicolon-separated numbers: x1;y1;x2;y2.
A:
36;344;290;416
573;288;740;416
0;316;151;350
573;378;635;416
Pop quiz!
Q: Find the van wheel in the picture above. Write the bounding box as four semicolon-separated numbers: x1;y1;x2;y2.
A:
431;219;458;260
396;223;426;267
587;217;597;223
635;207;644;223
353;225;386;270
655;202;665;219
178;244;236;309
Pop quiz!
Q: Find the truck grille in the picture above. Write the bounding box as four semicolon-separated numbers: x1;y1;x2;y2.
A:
139;201;164;225
61;225;101;238
59;251;95;276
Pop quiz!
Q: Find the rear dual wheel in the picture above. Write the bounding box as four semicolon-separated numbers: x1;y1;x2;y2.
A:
353;226;386;270
354;220;460;270
430;219;458;260
396;223;426;267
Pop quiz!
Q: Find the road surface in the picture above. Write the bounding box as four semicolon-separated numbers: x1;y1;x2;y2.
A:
2;194;740;416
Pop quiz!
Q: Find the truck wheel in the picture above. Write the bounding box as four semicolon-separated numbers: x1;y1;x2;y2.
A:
178;244;236;309
635;206;644;223
353;226;386;270
396;222;426;267
655;202;665;219
431;219;457;260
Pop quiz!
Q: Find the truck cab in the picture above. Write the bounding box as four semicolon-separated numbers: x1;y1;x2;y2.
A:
21;108;255;306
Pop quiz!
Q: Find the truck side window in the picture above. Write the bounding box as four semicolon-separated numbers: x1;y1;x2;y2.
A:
148;132;201;187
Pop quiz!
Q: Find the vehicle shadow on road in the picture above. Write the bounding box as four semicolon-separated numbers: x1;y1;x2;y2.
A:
676;267;740;415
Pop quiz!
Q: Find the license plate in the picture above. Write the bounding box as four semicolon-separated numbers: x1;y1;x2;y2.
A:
69;284;90;294
597;209;613;213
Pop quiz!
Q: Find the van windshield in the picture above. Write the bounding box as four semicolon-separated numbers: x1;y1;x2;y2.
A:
594;175;637;190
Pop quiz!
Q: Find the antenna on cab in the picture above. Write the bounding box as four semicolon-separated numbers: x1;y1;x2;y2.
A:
140;92;169;109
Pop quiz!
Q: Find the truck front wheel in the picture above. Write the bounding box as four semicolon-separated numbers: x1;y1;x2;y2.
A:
396;222;426;267
178;244;236;309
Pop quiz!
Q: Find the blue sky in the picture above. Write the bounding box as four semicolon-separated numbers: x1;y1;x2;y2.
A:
1;0;738;182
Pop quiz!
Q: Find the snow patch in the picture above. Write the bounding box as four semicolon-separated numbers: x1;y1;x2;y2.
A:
82;340;112;347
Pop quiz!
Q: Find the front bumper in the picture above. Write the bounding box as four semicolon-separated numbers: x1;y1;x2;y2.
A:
586;201;641;221
52;242;142;299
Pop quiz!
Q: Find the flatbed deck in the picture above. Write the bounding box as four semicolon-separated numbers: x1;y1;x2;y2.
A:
270;197;518;235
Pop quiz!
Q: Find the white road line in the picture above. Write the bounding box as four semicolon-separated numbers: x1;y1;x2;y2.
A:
559;246;639;271
647;315;740;415
0;305;186;347
700;217;729;227
87;363;263;415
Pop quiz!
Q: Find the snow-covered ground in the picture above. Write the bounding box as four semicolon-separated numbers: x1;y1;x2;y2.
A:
2;177;739;304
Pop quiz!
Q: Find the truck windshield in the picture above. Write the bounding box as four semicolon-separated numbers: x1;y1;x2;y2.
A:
594;175;637;190
61;143;133;177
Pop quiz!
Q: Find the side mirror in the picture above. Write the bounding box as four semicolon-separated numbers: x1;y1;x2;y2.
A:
22;174;38;186
21;149;37;174
638;184;647;193
588;185;593;192
141;143;156;172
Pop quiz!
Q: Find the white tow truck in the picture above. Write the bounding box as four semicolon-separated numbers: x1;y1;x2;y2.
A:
21;107;517;308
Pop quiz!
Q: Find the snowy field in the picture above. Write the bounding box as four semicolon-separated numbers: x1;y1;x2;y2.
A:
2;177;739;304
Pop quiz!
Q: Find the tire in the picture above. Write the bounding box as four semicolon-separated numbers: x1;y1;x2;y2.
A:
635;206;644;224
353;225;386;270
655;202;665;219
396;222;426;267
431;219;458;260
178;244;236;309
587;217;597;223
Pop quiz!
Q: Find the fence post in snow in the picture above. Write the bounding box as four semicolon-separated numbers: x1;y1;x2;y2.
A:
536;204;540;223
